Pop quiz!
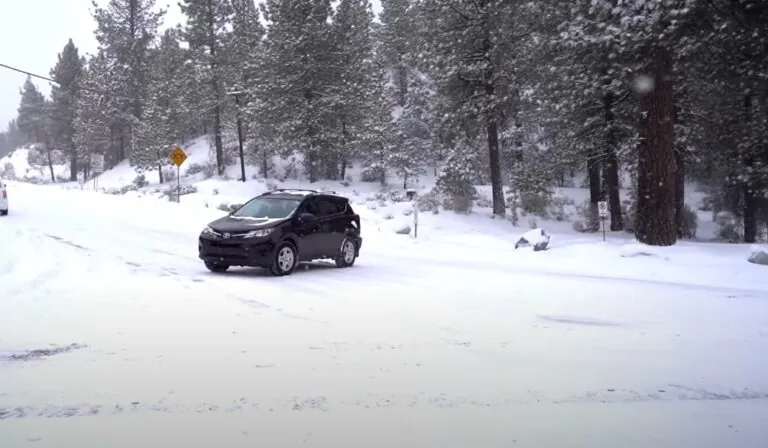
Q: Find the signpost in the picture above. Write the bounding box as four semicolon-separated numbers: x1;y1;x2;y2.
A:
598;200;608;241
170;146;187;203
90;154;104;190
407;189;419;239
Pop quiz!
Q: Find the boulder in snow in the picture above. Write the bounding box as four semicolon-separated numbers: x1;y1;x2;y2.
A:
748;245;768;266
394;224;411;235
514;228;550;252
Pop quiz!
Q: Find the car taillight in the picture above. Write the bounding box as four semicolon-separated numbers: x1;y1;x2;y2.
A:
1;189;5;198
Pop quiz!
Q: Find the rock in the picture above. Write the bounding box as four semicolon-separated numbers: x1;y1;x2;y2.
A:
394;224;411;235
515;228;550;251
748;245;768;266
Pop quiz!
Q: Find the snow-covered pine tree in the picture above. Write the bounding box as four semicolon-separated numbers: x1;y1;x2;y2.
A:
378;0;415;108
135;29;190;183
680;0;768;242
419;0;533;217
230;0;270;177
326;0;379;181
540;0;637;231
49;39;84;181
357;38;398;186
180;0;232;175
378;0;434;186
92;0;164;163
565;0;698;246
73;53;115;179
17;77;47;144
260;0;336;182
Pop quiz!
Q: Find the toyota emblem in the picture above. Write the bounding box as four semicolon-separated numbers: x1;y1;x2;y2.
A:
223;233;231;239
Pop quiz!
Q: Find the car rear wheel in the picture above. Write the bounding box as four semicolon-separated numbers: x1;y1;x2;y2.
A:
205;261;229;273
270;242;297;276
335;237;357;268
0;209;7;216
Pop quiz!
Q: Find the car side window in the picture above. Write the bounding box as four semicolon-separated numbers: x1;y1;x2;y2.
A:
302;197;319;215
313;197;342;218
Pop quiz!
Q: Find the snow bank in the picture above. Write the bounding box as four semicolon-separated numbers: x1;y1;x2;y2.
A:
748;245;768;266
0;147;69;182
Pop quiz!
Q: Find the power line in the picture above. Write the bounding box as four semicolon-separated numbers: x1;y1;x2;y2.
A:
0;61;236;115
0;61;136;101
0;62;58;85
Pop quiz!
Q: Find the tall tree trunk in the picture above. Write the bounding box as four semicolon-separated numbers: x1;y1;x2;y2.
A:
307;146;317;183
396;64;408;107
262;148;269;178
69;145;78;182
602;91;623;231
674;147;685;236
635;44;677;246
212;101;224;175
486;117;506;217
673;86;686;238
208;9;224;175
743;91;758;243
45;142;55;183
587;146;602;232
484;34;505;217
340;159;347;181
158;165;164;184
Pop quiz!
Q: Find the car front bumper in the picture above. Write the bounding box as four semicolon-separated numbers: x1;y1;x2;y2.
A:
198;236;276;268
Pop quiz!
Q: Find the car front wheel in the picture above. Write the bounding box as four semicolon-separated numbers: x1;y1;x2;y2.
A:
270;242;297;276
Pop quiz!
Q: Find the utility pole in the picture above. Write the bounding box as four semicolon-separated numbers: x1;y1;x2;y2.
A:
229;91;247;182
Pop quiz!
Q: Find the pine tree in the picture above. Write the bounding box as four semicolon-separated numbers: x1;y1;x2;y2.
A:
92;0;164;162
419;0;533;217
50;39;85;181
230;0;269;176
681;0;768;242
378;0;415;108
260;0;335;182
541;0;635;231
73;53;114;179
17;77;47;143
375;0;432;185
135;29;191;182
326;0;379;180
180;0;233;175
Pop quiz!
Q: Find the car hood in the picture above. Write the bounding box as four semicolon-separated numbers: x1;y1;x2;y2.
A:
208;215;289;233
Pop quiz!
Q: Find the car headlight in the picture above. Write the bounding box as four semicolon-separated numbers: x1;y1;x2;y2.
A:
201;226;215;236
245;228;273;238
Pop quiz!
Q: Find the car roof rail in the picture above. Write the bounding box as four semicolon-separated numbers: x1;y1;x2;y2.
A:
262;188;319;195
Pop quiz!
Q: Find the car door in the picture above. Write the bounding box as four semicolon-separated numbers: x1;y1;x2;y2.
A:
295;197;324;260
324;196;350;251
311;196;344;257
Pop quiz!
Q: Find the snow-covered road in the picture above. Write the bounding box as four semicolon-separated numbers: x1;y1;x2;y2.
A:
2;182;768;447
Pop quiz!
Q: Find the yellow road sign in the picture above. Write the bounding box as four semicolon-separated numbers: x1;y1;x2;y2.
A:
170;146;187;167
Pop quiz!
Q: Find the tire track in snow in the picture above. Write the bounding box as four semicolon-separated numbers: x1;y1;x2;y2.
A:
3;386;768;420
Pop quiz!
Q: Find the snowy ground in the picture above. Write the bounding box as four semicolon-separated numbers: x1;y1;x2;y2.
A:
2;180;768;447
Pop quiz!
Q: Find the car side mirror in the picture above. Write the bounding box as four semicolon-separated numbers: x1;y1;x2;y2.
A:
299;212;315;222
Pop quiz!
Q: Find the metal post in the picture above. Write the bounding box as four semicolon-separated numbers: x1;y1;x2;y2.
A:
602;218;606;242
177;165;181;203
232;92;246;182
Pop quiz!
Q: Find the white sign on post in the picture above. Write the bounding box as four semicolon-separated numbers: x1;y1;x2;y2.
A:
597;201;609;218
90;154;105;173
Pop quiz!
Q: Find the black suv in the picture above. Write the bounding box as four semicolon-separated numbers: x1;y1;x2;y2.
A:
198;189;362;276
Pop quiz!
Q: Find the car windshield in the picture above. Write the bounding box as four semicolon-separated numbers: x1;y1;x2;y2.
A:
231;197;300;219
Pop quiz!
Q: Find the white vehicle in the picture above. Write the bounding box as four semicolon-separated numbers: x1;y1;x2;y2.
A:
0;178;8;215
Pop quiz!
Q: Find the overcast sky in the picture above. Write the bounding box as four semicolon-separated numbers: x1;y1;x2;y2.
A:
0;0;381;132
